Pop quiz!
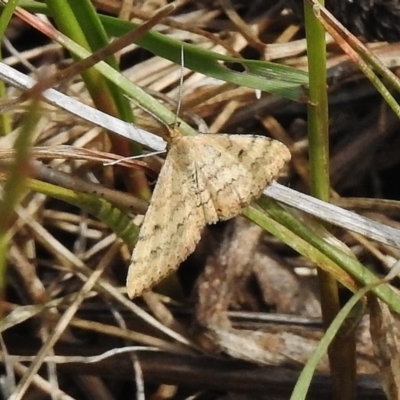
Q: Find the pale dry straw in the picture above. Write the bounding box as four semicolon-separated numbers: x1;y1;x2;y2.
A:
126;128;291;298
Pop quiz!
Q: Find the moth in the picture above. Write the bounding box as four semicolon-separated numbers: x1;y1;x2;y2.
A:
126;126;291;297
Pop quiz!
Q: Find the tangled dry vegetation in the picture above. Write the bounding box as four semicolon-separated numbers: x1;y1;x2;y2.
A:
2;0;400;399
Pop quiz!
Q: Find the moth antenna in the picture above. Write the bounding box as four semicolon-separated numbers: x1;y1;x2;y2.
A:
123;44;188;143
104;150;166;166
122;94;162;125
174;43;185;128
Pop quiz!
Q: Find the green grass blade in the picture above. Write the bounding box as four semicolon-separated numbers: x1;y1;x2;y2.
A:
15;1;309;101
27;179;139;248
0;100;40;301
290;285;370;400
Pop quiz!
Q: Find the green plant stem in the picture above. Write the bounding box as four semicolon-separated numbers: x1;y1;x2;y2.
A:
0;100;40;308
304;1;356;399
291;283;374;400
27;179;139;248
44;0;151;199
13;1;309;101
311;1;400;120
248;200;400;314
0;0;18;135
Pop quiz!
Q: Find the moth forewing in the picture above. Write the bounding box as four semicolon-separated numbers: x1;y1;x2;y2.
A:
126;132;290;298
